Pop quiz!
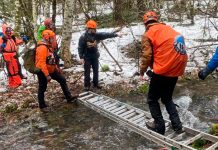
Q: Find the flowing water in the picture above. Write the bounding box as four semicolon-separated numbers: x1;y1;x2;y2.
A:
0;79;217;150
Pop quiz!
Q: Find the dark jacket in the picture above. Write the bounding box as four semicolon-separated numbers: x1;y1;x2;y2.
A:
78;31;117;59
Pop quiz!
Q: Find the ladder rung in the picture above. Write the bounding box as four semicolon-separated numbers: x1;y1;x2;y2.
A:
79;94;94;100
104;102;119;110
132;116;145;124
96;99;110;106
173;132;186;141
111;105;126;113
119;109;135;118
93;98;106;105
87;96;101;103
106;105;119;111
100;101;113;108
138;120;146;127
123;112;136;119
128;113;145;122
115;108;128;115
79;92;89;97
184;133;203;145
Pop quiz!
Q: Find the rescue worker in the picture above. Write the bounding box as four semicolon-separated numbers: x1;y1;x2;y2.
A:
35;30;77;110
37;18;55;41
140;11;188;135
78;20;119;91
0;24;27;89
198;46;218;80
37;18;60;66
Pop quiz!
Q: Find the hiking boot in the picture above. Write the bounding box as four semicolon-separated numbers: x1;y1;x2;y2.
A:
145;121;165;135
67;95;78;103
93;85;102;89
173;123;183;134
39;104;48;109
40;107;51;112
145;121;156;132
39;105;50;112
84;86;90;91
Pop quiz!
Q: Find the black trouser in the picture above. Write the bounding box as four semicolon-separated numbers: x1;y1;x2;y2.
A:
37;71;72;108
84;58;99;87
147;73;182;135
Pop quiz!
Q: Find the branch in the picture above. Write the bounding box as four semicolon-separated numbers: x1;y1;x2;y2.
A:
101;42;122;72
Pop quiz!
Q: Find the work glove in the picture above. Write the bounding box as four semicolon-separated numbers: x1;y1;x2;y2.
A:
0;43;6;49
21;35;29;44
146;70;153;78
198;67;212;80
46;75;52;82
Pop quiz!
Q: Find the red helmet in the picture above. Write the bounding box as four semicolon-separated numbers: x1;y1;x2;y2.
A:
42;30;55;40
86;20;97;29
44;18;53;28
143;11;158;24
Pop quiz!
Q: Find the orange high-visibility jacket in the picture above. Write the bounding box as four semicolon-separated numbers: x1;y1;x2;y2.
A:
0;37;23;52
35;41;56;77
140;23;188;77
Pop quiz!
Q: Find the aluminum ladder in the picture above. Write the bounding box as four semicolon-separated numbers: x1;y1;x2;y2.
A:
78;91;218;150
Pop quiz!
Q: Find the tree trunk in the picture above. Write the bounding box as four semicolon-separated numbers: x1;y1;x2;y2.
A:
113;0;123;25
14;0;21;36
62;0;65;19
137;0;145;20
87;0;92;11
44;0;50;17
187;0;195;25
19;0;35;39
32;0;38;40
52;0;57;32
60;0;74;68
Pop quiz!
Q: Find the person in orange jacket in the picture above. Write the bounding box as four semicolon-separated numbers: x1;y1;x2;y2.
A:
0;24;27;89
35;30;77;109
140;11;188;135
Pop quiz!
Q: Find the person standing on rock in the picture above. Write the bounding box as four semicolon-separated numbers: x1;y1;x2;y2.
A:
140;11;188;135
35;30;77;110
198;46;218;80
78;20;120;91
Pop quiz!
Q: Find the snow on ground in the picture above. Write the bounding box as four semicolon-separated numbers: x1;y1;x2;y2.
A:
0;14;218;90
69;16;218;85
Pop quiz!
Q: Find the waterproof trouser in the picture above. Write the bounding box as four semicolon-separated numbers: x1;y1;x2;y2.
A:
147;73;182;135
37;71;72;109
84;58;99;87
2;52;22;88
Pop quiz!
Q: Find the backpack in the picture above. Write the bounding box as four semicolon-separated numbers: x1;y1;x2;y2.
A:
22;44;47;74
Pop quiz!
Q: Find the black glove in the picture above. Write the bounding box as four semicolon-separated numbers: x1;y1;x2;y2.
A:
146;70;153;77
198;67;212;80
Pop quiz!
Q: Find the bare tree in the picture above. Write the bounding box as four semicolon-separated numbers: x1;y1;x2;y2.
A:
60;0;74;68
44;0;50;17
14;0;21;36
32;0;38;40
113;0;123;25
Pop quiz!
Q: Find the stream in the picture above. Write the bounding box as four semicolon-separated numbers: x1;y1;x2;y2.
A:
0;79;217;150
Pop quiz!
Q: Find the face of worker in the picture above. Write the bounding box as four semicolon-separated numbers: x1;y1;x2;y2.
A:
87;28;96;34
5;27;13;37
